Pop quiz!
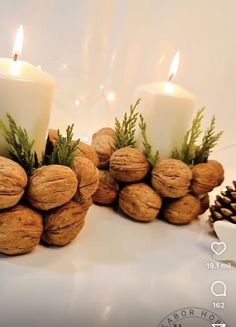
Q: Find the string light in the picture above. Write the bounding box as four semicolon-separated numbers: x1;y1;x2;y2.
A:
74;100;80;107
106;91;116;102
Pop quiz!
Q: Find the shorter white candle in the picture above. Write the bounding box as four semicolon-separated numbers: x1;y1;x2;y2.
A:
135;52;195;159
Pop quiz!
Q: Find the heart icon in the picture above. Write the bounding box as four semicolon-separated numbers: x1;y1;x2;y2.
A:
211;241;226;256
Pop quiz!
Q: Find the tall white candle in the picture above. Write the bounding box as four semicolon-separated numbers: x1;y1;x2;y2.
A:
0;26;55;159
135;52;195;159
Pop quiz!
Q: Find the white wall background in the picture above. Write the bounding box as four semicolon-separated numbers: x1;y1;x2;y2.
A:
0;0;235;147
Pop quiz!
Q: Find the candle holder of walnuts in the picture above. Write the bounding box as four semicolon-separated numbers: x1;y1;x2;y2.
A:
91;100;224;225
0;115;99;255
0;100;224;256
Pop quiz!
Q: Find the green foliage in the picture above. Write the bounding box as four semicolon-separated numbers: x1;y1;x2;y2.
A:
139;114;159;167
172;108;204;164
172;108;223;165
194;116;223;164
42;124;79;167
114;98;140;149
0;114;39;174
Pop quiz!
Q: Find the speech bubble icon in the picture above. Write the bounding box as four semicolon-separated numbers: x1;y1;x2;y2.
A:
211;281;227;297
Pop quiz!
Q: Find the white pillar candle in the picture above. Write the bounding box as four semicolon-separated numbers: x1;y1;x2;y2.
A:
135;52;195;159
0;26;55;159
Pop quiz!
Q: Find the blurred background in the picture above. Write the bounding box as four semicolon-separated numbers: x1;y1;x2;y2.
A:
0;0;235;147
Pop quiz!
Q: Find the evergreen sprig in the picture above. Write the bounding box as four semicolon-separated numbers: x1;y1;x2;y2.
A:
42;124;79;167
172;108;223;165
0;114;39;174
194;116;223;164
139;114;159;167
114;98;140;149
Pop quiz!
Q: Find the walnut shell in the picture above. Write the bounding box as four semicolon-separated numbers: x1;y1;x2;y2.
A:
47;129;59;145
208;160;224;186
164;194;201;225
92;127;116;140
80;197;93;212
42;201;87;246
119;183;162;222
75;142;99;166
152;159;192;198
199;193;210;215
27;165;78;210
0;205;43;255
191;162;219;195
73;156;99;201
110;147;149;182
91;135;116;169
0;156;28;209
92;171;119;205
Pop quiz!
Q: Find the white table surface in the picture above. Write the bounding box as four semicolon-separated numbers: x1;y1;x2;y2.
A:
1;146;236;327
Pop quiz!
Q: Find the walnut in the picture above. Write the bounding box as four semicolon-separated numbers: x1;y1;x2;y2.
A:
45;129;58;157
151;159;192;198
73;156;99;201
92;171;119;205
42;201;87;246
199;193;210;215
110;147;149;182
48;129;59;144
0;156;28;209
119;183;162;222
208;160;224;186
163;194;201;225
91;135;116;169
75;142;99;166
27;165;78;210
0;205;43;255
191;162;219;195
92;127;116;140
80;197;93;212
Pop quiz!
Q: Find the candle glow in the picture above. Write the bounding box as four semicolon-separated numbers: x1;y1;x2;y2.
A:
168;51;180;81
12;25;24;61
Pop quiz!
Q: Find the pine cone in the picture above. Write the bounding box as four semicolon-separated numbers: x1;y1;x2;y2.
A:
209;181;236;225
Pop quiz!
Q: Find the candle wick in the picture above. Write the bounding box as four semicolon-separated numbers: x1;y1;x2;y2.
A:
13;54;18;62
168;73;173;82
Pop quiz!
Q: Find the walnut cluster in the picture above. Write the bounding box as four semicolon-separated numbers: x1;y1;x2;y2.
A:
89;127;224;225
0;123;225;256
0;134;100;255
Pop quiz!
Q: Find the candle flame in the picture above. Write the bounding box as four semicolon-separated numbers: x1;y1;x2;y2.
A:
168;51;180;81
12;25;24;61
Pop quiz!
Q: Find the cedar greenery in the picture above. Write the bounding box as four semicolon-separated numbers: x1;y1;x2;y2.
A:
139;114;159;167
172;108;223;165
0;114;39;174
114;98;140;149
42;124;79;167
194;116;223;164
171;108;204;164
